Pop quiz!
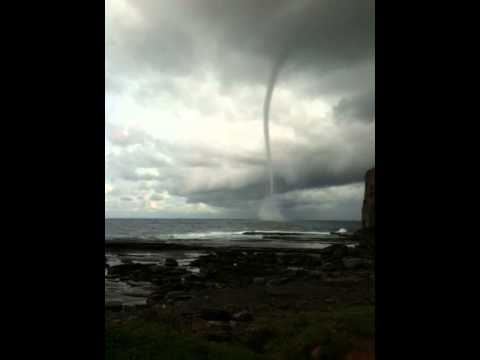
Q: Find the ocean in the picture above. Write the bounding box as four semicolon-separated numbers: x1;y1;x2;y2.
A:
105;219;361;306
105;218;361;249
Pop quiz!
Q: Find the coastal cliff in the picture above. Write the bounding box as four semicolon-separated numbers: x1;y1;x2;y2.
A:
362;168;375;229
353;167;375;251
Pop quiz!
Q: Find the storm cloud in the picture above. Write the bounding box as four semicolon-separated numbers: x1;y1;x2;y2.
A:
105;0;375;219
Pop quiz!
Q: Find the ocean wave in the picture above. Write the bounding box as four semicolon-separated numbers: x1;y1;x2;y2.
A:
105;229;348;244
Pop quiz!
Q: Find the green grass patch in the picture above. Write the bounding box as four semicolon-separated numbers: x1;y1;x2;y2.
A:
106;305;374;360
106;320;261;360
254;305;375;359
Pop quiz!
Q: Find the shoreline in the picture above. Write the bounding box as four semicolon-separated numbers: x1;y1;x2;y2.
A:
105;236;358;253
106;237;374;359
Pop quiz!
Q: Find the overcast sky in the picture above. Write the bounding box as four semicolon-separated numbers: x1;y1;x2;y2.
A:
105;0;375;220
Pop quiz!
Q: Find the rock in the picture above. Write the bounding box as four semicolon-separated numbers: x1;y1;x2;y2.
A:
362;167;375;229
205;329;232;342
329;271;343;279
323;297;337;304
322;262;337;271
267;277;291;286
342;257;372;270
200;308;231;321
135;303;148;310
108;263;150;278
332;245;349;259
203;320;233;342
207;321;231;329
122;288;152;297
354;227;375;253
308;270;324;279
253;277;266;285
293;268;308;277
165;291;192;302
148;264;164;273
229;320;238;328
164;258;178;267
232;310;253;321
105;301;123;311
127;281;153;288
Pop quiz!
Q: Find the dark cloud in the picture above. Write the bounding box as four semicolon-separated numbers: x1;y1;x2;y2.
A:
106;121;373;215
334;89;375;123
108;0;374;92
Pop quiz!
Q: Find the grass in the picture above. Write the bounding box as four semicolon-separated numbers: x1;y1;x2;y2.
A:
106;305;374;360
106;320;261;360
255;305;375;359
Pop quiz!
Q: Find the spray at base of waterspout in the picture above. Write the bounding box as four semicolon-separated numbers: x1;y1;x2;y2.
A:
258;195;285;222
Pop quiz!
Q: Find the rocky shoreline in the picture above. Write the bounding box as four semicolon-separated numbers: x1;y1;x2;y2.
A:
106;238;374;359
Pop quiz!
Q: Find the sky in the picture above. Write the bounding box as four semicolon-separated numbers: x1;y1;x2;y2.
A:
105;0;375;220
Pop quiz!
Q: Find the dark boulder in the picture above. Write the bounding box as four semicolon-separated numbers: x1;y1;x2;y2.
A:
232;310;253;322
200;308;232;321
164;258;178;267
342;257;373;270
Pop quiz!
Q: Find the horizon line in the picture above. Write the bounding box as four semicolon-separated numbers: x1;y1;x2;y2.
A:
105;217;361;222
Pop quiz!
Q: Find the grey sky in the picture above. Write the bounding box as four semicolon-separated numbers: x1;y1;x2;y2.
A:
105;0;375;219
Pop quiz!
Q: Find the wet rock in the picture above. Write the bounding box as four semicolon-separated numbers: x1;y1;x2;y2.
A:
135;303;148;310
229;320;238;328
164;268;187;278
205;329;232;342
147;286;171;304
148;265;164;273
347;246;363;257
322;244;349;259
122;288;152;298
200;308;231;321
105;301;123;312
292;268;308;277
253;277;266;285
164;258;178;267
322;262;337;271
183;273;201;282
267;277;291;286
232;310;253;321
362;167;375;229
127;281;153;288
308;270;324;279
207;321;231;329
332;245;349;258
342;257;372;270
323;297;337;304
108;263;151;280
165;291;192;302
188;281;208;290
195;321;232;342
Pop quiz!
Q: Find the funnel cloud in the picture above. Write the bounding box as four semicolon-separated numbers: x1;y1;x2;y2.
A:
263;54;289;197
